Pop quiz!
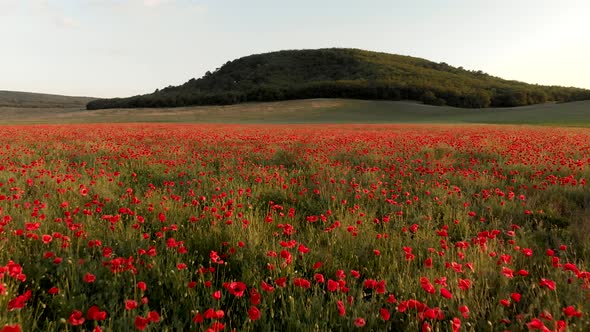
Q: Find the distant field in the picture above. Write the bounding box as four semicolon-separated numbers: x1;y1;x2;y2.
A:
1;98;589;126
0;90;95;108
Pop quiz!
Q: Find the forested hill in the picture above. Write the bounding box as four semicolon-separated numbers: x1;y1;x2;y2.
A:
87;48;590;110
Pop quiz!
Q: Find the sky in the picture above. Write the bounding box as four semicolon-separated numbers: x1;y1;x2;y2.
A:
1;0;589;98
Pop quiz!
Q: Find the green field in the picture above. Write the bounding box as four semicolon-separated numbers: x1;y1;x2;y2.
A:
1;98;590;126
0;90;95;109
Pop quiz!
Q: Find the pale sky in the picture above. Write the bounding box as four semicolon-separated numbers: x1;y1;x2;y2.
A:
1;0;589;98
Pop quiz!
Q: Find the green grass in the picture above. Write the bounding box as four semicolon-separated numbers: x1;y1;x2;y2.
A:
0;90;95;108
2;98;590;126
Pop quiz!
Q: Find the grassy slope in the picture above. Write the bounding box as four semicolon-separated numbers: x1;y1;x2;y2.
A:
0;90;95;108
1;98;589;126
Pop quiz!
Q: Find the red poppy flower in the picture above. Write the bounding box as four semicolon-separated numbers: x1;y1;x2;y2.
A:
248;306;261;321
193;313;203;323
526;318;546;330
451;318;461;332
420;277;435;294
68;310;85;326
137;281;147;292
86;305;107;321
336;300;345;316
327;279;339;292
84;273;96;283
459;305;469;318
387;294;397;303
314;273;325;283
563;306;583;318
42;234;52;244
511;293;522;303
261;281;275;292
501;267;514;278
0;325;21;332
125;300;138;310
458;278;471;291
539;278;556;290
249;288;260;305
204;308;224;320
293;278;311;289
148;311;160;323
224;281;247;297
208;322;225;331
135;316;150;331
354;318;366;327
380;308;390;321
7;290;32;311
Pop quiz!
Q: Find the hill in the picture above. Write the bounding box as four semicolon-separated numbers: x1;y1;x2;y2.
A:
87;48;590;110
0;90;95;108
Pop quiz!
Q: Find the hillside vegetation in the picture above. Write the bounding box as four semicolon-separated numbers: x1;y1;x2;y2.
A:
87;48;590;110
0;90;95;108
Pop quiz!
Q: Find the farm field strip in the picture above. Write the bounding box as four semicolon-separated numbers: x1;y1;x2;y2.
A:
0;124;589;331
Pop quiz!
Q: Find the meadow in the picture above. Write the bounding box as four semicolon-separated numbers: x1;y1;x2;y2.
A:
2;99;590;127
0;123;589;331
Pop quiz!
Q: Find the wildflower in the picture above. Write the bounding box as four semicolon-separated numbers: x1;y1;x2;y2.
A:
354;318;366;327
563;306;583;318
0;325;21;332
84;273;96;283
458;278;471;291
86;306;107;321
7;290;32;311
459;305;469;318
248;306;261;321
511;293;521;303
137;281;147;292
440;288;453;299
68;310;85;326
451;318;461;332
337;300;345;316
539;278;556;290
125;300;138;310
135;316;150;331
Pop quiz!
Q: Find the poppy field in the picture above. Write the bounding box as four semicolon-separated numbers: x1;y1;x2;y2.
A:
1;123;590;331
